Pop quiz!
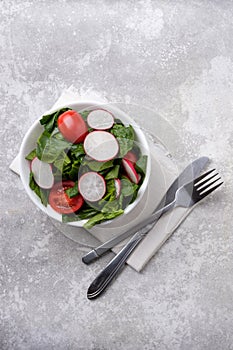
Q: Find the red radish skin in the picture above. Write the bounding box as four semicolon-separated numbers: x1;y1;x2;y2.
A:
31;157;54;189
124;151;138;166
78;172;106;202
122;159;140;184
87;109;114;130
83;131;119;162
114;179;121;198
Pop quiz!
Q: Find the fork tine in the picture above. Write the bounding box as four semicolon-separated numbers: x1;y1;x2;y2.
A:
197;176;221;193
198;181;223;199
194;169;216;185
195;172;218;188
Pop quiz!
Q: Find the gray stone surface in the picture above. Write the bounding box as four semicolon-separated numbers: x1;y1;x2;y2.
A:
0;0;232;349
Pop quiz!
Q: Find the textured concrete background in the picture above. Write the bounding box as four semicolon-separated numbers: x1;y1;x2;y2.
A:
1;0;233;349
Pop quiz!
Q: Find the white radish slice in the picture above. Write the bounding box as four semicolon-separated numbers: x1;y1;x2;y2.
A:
78;172;106;202
114;179;121;198
122;159;140;184
31;157;54;189
87;109;114;130
84;131;119;162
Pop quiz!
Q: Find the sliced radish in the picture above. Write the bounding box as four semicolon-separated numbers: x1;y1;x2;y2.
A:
78;172;106;202
31;157;54;189
124;151;138;166
87;109;114;130
122;159;140;184
84;131;119;162
114;179;121;198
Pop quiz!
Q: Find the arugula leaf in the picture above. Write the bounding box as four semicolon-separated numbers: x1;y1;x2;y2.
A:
39;107;71;133
111;124;134;157
25;149;37;160
105;165;120;179
29;172;49;206
65;181;79;198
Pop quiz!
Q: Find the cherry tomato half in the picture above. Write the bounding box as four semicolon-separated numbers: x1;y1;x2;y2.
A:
49;181;84;214
124;151;138;165
58;110;88;143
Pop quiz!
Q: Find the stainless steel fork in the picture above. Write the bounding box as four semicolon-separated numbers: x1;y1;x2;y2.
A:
87;169;223;299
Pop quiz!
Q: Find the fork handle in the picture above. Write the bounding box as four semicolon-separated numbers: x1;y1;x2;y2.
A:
87;221;155;299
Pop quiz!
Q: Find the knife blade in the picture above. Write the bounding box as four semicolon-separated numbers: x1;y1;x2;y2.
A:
82;156;209;264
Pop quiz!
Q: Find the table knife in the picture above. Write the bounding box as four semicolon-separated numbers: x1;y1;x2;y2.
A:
82;156;209;264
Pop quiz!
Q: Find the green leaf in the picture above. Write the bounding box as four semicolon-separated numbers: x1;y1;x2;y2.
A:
70;144;85;159
25;149;37;160
39;107;71;133
84;209;124;229
65;181;79;198
53;151;71;173
98;179;116;205
62;159;81;181
120;177;138;197
36;130;71;163
105;165;120;179
29;172;49;206
135;155;148;175
81;159;114;172
62;206;99;223
79;110;90;121
111;123;134;157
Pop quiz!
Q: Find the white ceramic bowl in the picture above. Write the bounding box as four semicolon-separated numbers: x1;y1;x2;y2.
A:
19;101;151;227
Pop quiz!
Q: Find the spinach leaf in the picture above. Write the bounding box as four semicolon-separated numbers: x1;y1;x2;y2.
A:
111;124;134;157
62;159;81;181
135;155;148;175
36;130;71;163
53;151;71;173
84;209;124;229
29;172;48;206
39;107;71;133
81;159;114;172
62;206;99;223
120;177;138;197
70;144;85;160
105;165;120;179
25;149;37;160
99;179;116;204
65;181;79;198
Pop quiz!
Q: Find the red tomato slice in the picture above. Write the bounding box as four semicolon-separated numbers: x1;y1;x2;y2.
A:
49;181;84;214
124;151;138;165
58;110;88;143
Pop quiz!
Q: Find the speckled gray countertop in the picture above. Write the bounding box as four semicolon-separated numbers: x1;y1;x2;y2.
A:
1;1;232;349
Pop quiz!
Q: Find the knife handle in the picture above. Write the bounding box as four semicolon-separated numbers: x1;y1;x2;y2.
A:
87;222;155;299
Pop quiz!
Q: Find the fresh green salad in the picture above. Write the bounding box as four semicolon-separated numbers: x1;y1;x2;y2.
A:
26;108;147;229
